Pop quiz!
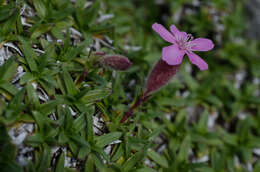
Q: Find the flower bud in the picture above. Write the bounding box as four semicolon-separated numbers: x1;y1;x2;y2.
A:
144;59;180;96
102;55;132;70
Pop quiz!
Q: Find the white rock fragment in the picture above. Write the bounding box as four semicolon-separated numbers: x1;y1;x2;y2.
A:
124;45;142;51
17;146;34;166
253;148;260;156
208;111;218;131
64;156;71;167
192;155;209;163
234;156;241;168
128;80;136;87
83;83;91;87
4;43;23;56
20;4;26;15
0;45;13;65
165;113;171;120
21;4;35;17
247;163;253;171
192;0;200;6
182;91;190;98
84;1;93;8
69;107;77;117
13;132;28;145
238;112;247;120
24;123;34;133
46;34;54;42
144;157;156;167
37;87;49;102
32;82;37;89
104;36;113;44
51;146;60;155
12;66;25;83
93;116;104;135
110;140;122;144
104;145;112;155
94;38;101;50
253;78;260;85
234;70;246;89
97;13;114;23
70;27;82;37
8;123;34;146
57;39;63;44
34;48;45;54
21;17;32;27
157;144;166;153
98;38;116;50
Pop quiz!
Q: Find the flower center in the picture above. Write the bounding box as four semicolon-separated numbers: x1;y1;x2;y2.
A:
175;34;194;51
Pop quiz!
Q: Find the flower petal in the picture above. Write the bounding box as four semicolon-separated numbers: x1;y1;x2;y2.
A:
190;38;214;51
170;25;181;36
186;52;208;70
162;45;185;65
152;23;176;43
170;25;187;39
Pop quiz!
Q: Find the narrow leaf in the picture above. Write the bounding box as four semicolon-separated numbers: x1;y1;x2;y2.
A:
95;132;122;148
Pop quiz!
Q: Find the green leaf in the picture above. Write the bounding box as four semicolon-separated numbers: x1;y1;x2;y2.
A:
211;150;225;171
39;100;61;115
122;151;144;172
19;37;38;72
38;145;51;172
32;111;45;131
75;1;99;29
68;141;78;155
78;146;91;160
31;24;53;39
0;57;18;81
61;69;78;96
55;152;65;172
20;72;35;85
254;161;260;172
0;4;15;22
92;146;110;162
86;112;94;142
73;113;86;133
147;149;168;168
197;110;209;133
178;135;191;162
0;81;18;96
136;168;157;172
26;133;44;146
84;153;94;172
80;88;111;104
33;0;47;19
26;82;40;106
95;132;122;148
111;144;123;162
0;99;5;115
92;153;106;171
8;88;25;106
51;20;73;39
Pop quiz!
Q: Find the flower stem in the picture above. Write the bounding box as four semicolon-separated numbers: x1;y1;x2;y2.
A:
120;94;150;123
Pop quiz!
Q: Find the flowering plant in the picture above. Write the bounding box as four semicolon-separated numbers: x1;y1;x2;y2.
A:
120;23;214;123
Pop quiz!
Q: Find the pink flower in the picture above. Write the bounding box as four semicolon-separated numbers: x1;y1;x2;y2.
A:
152;23;214;70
